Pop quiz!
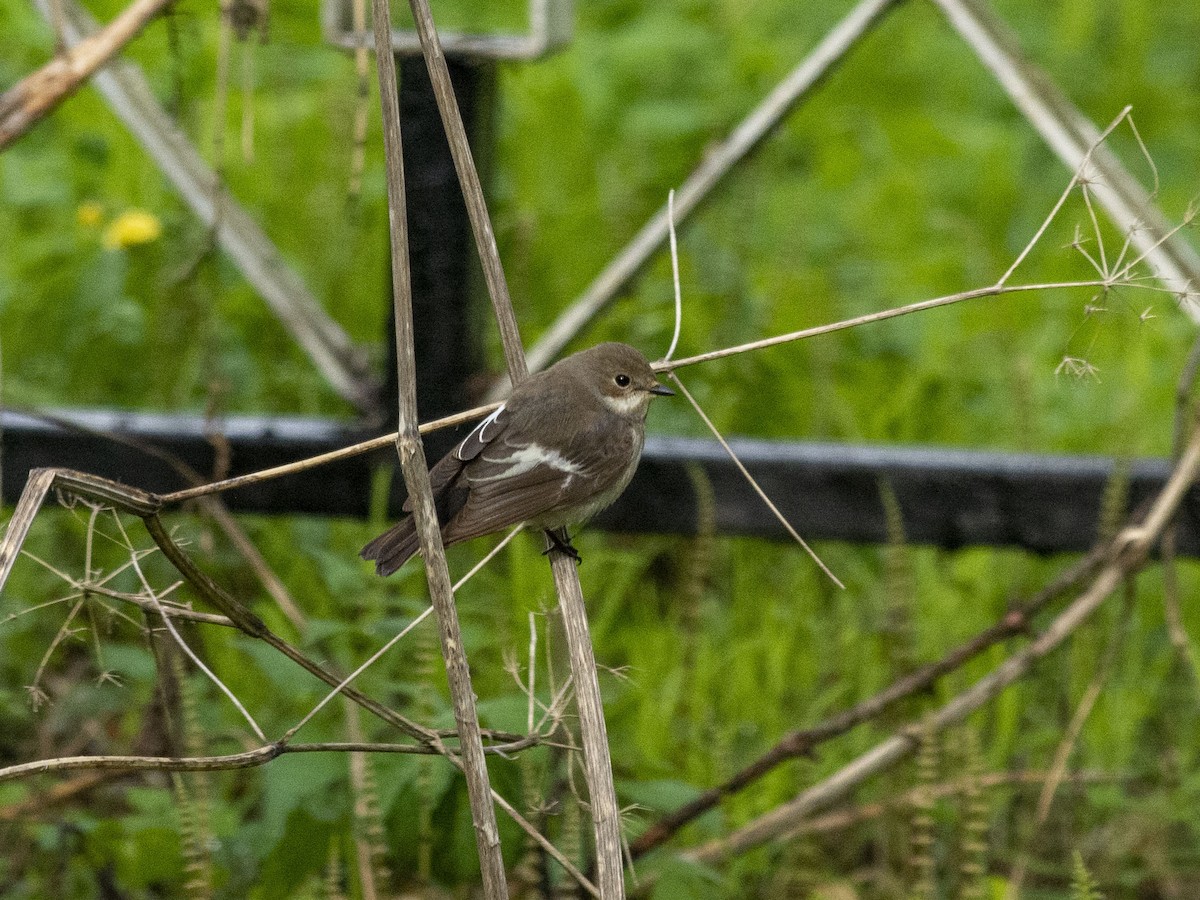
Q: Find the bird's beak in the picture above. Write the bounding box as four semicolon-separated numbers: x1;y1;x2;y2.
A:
649;382;675;397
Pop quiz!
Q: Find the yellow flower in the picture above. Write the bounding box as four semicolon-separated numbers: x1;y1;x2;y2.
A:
102;209;162;250
76;201;104;228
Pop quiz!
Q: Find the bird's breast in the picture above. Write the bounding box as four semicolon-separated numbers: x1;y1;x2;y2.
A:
532;422;645;530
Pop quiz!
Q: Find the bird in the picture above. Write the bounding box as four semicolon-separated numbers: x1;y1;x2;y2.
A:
361;342;674;576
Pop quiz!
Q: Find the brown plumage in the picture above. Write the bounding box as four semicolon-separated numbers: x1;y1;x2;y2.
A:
361;342;673;575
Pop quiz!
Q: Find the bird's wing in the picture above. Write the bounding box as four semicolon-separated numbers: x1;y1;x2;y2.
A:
443;424;624;542
363;405;514;574
455;405;507;462
398;405;508;514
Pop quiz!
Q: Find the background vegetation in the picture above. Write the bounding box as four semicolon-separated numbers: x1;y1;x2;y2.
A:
2;0;1200;896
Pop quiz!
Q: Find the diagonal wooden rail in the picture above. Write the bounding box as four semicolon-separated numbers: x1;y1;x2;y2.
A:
16;0;380;414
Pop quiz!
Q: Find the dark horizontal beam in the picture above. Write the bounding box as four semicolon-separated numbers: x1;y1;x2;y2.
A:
3;408;1198;555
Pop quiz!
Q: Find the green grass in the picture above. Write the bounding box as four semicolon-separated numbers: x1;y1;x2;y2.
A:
3;0;1200;896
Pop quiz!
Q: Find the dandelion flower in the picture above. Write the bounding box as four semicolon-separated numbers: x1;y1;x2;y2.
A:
103;209;162;250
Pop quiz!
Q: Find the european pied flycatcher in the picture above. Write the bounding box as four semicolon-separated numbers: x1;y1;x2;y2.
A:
361;342;673;575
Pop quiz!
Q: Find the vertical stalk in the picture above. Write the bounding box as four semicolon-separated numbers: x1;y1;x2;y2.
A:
369;3;508;896
401;0;626;892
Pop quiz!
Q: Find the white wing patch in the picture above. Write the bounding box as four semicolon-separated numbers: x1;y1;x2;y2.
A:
470;443;583;483
455;405;505;461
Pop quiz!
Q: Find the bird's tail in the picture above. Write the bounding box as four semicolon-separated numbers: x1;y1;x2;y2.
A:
360;518;422;576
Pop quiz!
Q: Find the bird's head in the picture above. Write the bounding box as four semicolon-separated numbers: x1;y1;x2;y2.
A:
572;342;674;420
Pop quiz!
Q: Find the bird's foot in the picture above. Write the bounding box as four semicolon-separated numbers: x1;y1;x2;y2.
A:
542;528;582;565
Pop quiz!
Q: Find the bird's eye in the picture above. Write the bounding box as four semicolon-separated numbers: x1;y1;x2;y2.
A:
614;373;631;387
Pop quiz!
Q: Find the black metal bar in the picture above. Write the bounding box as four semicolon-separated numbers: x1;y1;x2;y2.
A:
378;56;487;427
4;409;1198;555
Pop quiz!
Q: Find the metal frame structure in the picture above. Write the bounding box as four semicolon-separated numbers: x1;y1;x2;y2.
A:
6;408;1200;555
321;0;573;60
7;0;1200;556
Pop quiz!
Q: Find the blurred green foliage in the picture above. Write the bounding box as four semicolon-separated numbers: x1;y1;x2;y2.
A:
3;0;1200;896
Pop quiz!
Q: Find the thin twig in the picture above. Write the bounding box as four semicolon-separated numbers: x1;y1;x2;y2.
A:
0;737;546;785
139;510;439;744
663;189;683;364
153;277;1116;514
549;550;625;896
1004;584;1134;899
999;107;1133;286
660;280;1111;372
932;0;1200;311
668;373;843;588
1;467;594;894
75;582;230;627
0;0;173;149
677;425;1200;867
111;512;268;743
628;544;1105;859
397;0;625;887
4;404;311;631
403;0;526;382
518;0;900;378
159;402;499;504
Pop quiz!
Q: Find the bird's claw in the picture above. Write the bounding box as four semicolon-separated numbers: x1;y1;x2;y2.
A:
542;528;582;565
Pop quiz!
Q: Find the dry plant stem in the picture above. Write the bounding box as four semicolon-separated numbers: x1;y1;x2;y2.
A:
628;545;1105;859
932;0;1200;308
668;373;843;588
371;3;507;894
7;404;308;630
116;514;268;742
1005;584;1132;900
8;469;440;743
75;583;232;627
0;737;544;785
0;0;172;149
0;751;596;894
785;770;1117;839
6;492;589;891
1;469;148;589
680;426;1200;866
519;0;900;377
0;468;597;892
159;401;500;504
551;552;626;896
400;0;623;889
661;279;1110;372
663;189;683;364
997;107;1133;286
159;277;1107;510
141;514;437;744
